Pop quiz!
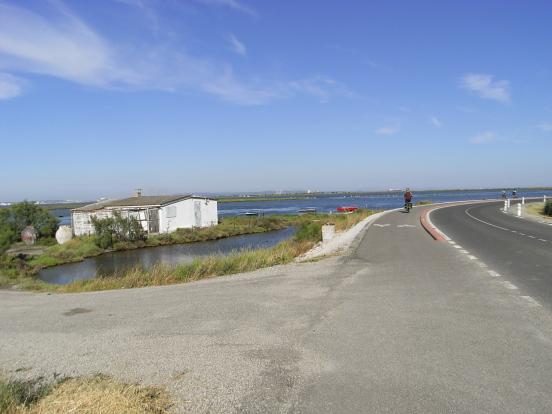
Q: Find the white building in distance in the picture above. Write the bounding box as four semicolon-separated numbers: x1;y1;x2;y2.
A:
72;193;218;236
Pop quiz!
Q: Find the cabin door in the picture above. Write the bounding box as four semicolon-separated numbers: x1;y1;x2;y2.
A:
148;209;159;233
194;201;202;227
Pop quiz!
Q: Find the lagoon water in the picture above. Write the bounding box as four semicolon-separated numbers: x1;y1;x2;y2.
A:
217;189;552;216
39;226;296;285
54;189;552;225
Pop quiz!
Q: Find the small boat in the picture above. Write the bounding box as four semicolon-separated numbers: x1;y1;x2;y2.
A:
298;207;317;213
244;210;261;216
336;206;358;213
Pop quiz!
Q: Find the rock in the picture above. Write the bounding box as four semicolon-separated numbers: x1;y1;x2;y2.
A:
56;225;73;245
21;226;38;245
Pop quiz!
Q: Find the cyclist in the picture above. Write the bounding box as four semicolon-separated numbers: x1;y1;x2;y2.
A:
404;188;413;210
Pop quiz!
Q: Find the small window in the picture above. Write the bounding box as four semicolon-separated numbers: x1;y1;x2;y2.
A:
166;206;176;218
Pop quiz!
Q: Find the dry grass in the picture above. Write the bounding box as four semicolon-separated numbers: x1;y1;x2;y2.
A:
524;202;552;220
2;375;171;414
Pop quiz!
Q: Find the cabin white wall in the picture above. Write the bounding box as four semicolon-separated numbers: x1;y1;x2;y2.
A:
201;200;218;227
159;199;218;233
72;210;113;236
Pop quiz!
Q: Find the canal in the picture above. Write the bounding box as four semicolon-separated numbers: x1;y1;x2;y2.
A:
39;227;296;285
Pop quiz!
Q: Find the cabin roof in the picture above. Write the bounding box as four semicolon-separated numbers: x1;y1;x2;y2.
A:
73;195;214;212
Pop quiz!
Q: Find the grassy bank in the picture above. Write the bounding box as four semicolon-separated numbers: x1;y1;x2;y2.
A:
0;216;294;286
1;210;373;292
0;374;171;414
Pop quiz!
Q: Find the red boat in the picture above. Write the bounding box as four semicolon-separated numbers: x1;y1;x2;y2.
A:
336;206;358;213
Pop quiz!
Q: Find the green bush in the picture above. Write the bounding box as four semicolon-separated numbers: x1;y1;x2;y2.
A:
0;227;16;254
91;212;147;249
544;200;552;216
294;221;322;242
0;202;58;252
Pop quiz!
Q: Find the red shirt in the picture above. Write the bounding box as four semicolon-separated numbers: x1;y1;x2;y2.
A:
404;191;412;201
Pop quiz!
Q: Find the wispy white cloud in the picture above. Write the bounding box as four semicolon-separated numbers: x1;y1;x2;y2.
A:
430;116;442;128
375;126;400;135
0;2;134;87
0;2;353;105
196;0;257;17
0;72;24;100
227;33;246;56
461;73;510;103
470;131;496;144
536;122;552;132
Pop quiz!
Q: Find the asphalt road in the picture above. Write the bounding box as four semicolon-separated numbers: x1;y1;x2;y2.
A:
2;204;552;413
432;201;552;309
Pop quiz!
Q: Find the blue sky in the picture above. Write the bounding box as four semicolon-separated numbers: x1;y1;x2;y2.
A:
1;0;551;200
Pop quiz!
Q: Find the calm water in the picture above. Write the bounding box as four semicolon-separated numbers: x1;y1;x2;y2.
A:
39;226;296;285
52;189;552;224
218;189;552;216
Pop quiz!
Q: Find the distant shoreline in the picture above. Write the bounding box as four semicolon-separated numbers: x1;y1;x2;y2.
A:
2;187;552;208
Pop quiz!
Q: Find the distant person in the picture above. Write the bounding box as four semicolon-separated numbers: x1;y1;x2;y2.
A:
512;189;517;198
501;190;507;199
404;188;413;206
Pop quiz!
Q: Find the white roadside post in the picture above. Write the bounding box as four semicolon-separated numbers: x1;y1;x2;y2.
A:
507;198;511;210
517;202;522;217
504;200;508;212
545;195;547;204
522;197;525;205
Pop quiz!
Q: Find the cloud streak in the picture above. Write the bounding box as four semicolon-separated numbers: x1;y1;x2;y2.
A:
196;0;257;17
375;126;400;135
430;116;442;127
0;72;24;100
537;122;552;132
461;73;511;103
0;2;351;105
470;131;496;144
227;33;246;56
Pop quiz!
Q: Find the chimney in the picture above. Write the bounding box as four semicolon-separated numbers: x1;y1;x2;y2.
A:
133;188;142;197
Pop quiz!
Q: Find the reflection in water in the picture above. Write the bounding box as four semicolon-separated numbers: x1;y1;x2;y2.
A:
39;227;296;285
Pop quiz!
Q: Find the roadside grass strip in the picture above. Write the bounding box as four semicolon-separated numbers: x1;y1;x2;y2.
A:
0;374;171;414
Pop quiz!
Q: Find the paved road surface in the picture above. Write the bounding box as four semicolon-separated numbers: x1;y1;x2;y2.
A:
432;201;552;309
2;203;552;413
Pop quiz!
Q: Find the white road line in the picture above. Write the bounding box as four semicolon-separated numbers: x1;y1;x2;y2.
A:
373;224;390;227
465;207;510;231
467;255;478;260
539;239;547;242
465;207;547;242
488;270;501;277
521;296;542;307
500;281;518;290
397;224;416;228
453;245;462;249
478;262;488;268
459;250;469;254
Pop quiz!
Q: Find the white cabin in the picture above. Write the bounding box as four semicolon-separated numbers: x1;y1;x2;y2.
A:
72;194;218;236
